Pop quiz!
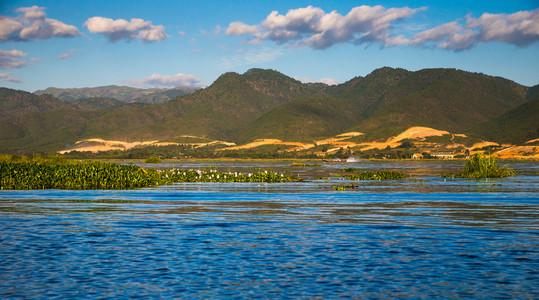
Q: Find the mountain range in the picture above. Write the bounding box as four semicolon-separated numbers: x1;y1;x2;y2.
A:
0;67;537;154
34;85;200;104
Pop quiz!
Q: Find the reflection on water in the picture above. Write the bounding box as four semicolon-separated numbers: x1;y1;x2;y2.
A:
0;161;538;298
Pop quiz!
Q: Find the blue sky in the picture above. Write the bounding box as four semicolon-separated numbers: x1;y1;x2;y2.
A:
1;0;538;92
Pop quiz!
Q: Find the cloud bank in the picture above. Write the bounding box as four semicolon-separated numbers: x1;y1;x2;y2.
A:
0;6;79;41
126;73;202;88
84;17;167;42
226;5;423;49
227;6;539;50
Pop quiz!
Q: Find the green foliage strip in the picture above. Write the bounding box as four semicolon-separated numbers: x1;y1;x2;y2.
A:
344;171;408;180
0;161;300;190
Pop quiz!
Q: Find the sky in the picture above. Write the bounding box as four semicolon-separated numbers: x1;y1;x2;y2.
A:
1;0;538;92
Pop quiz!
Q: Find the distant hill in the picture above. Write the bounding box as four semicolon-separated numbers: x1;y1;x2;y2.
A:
34;85;201;104
0;88;66;119
0;67;537;153
471;97;539;144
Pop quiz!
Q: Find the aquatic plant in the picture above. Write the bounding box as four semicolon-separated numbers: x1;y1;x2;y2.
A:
444;153;515;178
291;163;319;167
158;168;300;184
145;156;161;163
345;171;408;180
0;159;302;190
0;161;161;190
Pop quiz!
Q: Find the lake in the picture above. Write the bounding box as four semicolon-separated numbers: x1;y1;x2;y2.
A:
1;160;538;299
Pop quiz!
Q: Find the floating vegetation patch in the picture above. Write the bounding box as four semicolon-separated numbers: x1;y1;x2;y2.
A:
291;163;320;167
0;161;160;190
0;160;302;190
345;171;408;180
332;184;358;191
443;153;515;178
158;169;300;184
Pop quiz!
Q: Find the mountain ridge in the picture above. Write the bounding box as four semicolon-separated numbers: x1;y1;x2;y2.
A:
34;85;201;104
0;67;537;154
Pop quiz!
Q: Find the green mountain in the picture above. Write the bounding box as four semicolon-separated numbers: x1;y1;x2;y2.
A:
0;88;66;119
0;67;537;154
471;97;539;144
34;85;200;104
75;69;326;142
237;97;353;142
346;68;529;136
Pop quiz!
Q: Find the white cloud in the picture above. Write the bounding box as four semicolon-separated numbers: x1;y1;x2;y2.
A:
0;49;28;57
297;76;339;85
0;72;20;83
227;6;539;51
226;22;259;35
0;49;39;69
84;17;167;43
226;5;423;49
16;6;46;19
0;6;79;41
469;9;539;47
408;8;539;50
125;73;202;88
0;17;23;40
58;49;81;59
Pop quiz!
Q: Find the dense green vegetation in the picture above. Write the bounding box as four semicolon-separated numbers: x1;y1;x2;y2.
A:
342;170;409;180
0;160;161;189
0;155;301;190
444;153;515;178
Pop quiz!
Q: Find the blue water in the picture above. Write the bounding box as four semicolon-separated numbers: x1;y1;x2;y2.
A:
1;161;538;299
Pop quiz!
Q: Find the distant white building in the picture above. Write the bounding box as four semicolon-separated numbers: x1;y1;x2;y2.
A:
431;152;454;159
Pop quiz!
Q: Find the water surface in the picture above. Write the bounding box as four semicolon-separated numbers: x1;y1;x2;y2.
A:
1;161;538;298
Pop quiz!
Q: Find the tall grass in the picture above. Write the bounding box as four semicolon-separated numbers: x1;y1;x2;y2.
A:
446;153;515;178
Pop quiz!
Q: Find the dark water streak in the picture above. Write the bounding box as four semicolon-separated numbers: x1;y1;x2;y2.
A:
0;161;538;299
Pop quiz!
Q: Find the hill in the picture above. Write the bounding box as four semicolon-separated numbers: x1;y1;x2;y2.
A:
0;67;537;154
34;85;200;104
471;97;539;144
0;88;67;119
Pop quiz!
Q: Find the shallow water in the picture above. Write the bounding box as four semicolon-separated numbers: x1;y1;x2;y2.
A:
1;161;538;299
